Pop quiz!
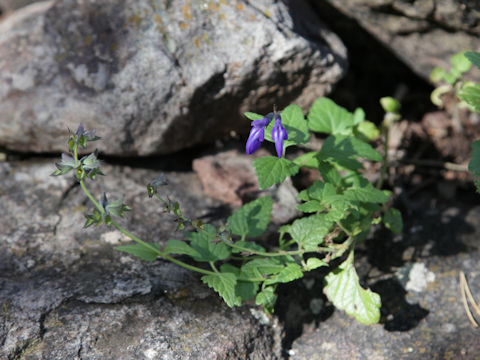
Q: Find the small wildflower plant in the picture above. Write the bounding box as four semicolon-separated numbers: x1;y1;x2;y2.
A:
52;97;403;325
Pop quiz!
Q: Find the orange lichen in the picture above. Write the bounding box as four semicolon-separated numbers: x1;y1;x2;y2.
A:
179;22;189;30
250;14;255;21
236;2;244;11
182;3;192;20
154;13;162;25
128;14;142;28
219;0;228;5
194;37;201;48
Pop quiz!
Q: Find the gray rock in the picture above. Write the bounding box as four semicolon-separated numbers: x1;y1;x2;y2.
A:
0;0;346;155
0;0;41;12
0;160;281;359
320;0;480;81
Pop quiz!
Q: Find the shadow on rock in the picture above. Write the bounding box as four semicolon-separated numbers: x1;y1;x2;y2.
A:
371;278;429;332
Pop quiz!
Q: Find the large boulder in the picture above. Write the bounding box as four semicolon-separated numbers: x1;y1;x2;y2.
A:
0;0;346;155
0;160;281;359
317;0;480;81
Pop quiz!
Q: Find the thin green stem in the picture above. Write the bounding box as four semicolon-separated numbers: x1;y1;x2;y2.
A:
80;179;104;215
209;261;219;273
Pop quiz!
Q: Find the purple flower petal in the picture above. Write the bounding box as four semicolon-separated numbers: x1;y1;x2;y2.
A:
272;114;288;158
246;126;265;155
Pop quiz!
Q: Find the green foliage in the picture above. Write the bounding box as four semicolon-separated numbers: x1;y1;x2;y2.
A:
227;196;272;237
457;83;480;112
53;96;400;325
383;208;403;235
324;252;381;325
116;243;161;262
465;51;480;70
469;140;480;192
254;156;299;189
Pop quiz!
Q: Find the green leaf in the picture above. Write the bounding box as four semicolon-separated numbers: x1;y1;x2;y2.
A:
241;258;285;280
305;258;328;271
354;121;380;142
186;225;231;262
318;161;342;188
380;97;401;113
255;286;277;312
265;263;304;285
343;176;389;204
286;214;334;251
280;104;310;147
450;51;471;73
230;240;266;254
220;264;259;301
164;239;200;258
116;243;161;262
308;97;354;135
293;151;320;169
430;67;446;83
254;156;299;190
318;135;382;170
465;51;480;70
324;252;381;325
202;272;241;307
458;83;480;112
227;196;272;238
469;140;480;177
444;72;457;85
244;112;264;121
383;208;403;234
296;200;324;213
352;108;365;125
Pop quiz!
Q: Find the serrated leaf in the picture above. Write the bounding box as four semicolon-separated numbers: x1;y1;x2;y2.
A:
450;51;471;73
186;225;231;262
244;112;264;121
458;83;480;112
254;156;299;190
202;273;241;307
220;264;259;301
241;258;285;280
265;263;304;285
287;214;334;251
308;97;355;135
293;151;320;169
268;105;309;147
116;243;161;262
468;140;480;177
164;239;200;258
255;286;277;312
343;176;389;204
318;161;342;188
231;240;266;254
296;200;325;213
465;51;480;70
384;208;403;234
227;196;272;238
324;252;381;325
305;258;328;271
318;135;382;170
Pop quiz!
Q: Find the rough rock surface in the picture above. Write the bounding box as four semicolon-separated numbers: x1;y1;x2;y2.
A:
0;160;281;359
0;0;346;155
319;0;480;81
289;204;480;359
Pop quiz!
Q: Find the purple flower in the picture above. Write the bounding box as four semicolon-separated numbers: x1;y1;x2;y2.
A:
246;115;272;155
272;114;288;158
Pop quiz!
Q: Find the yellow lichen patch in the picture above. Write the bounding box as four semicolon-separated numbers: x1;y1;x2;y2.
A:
208;1;220;11
236;2;244;11
194;37;201;48
264;10;272;18
219;12;226;20
154;13;162;25
128;14;142;28
84;35;93;46
179;22;189;30
182;3;192;20
250;14;255;21
219;0;228;5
